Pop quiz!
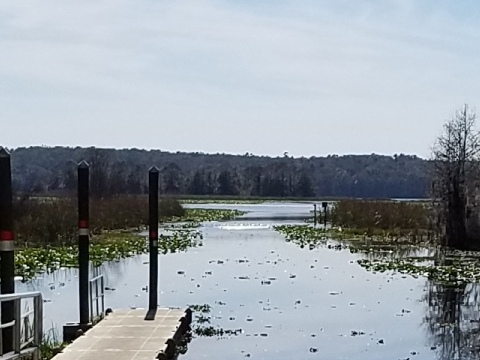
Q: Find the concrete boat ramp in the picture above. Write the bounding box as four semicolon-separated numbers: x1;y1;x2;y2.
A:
54;308;191;360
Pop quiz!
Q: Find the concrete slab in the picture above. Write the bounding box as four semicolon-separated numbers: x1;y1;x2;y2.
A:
53;308;185;360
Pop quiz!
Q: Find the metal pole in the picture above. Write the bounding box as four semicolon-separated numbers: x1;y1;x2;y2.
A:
0;147;14;353
313;204;317;227
78;161;90;326
148;167;159;312
322;201;328;228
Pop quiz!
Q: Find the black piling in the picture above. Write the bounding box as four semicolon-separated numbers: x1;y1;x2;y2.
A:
313;204;317;227
0;147;14;353
78;161;90;326
322;201;328;228
146;166;159;320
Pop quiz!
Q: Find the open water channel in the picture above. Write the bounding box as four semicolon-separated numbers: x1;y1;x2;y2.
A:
15;203;480;359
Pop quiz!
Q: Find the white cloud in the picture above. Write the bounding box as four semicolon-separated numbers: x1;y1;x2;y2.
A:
1;0;480;157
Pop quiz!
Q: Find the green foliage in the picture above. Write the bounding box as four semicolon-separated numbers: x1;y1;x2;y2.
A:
182;208;244;222
358;257;480;285
217;169;239;196
275;223;431;252
14;234;147;280
40;328;67;360
180;199;264;204
159;227;203;254
13;227;204;280
11;146;430;199
274;225;327;249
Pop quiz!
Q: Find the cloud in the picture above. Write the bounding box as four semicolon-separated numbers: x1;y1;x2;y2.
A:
1;0;480;157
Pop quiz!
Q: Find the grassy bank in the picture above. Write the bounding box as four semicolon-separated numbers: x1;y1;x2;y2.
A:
276;200;435;251
13;196;182;246
274;200;480;286
313;199;435;242
10;197;244;280
176;195;349;202
13;196;244;246
328;199;431;231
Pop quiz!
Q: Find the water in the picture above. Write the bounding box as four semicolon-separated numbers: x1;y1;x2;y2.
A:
15;203;480;359
184;201;317;219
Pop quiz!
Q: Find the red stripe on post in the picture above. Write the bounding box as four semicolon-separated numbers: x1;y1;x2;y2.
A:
150;231;158;239
0;230;14;241
79;220;89;228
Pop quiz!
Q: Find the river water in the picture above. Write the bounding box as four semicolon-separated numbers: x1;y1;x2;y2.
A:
15;202;480;359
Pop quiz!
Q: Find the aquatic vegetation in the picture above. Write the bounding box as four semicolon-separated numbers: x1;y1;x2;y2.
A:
188;303;242;338
11;204;244;280
188;304;212;313
181;209;245;223
181;199;264;204
273;225;327;249
358;257;480;285
193;326;242;337
275;222;433;254
159;227;203;254
274;224;367;249
40;328;67;360
163;208;245;229
14;234;147;280
13;227;204;280
276;224;477;284
165;222;201;229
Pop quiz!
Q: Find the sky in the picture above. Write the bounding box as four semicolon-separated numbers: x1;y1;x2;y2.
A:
1;0;480;159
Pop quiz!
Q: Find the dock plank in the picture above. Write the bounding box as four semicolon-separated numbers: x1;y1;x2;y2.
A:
54;309;184;360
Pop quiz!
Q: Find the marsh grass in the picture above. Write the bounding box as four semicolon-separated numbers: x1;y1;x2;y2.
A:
40;328;67;360
325;200;434;241
13;196;189;246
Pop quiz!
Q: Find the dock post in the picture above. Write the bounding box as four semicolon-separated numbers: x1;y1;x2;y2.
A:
313;204;317;227
146;166;159;320
78;161;90;326
0;147;15;353
322;201;328;228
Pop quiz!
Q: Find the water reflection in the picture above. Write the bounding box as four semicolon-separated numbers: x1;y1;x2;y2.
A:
424;282;480;360
347;241;435;261
351;239;480;360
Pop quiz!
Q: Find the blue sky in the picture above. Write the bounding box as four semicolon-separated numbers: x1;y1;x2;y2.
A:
1;0;480;158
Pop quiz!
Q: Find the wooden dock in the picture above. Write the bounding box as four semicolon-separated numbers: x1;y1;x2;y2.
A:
54;308;190;360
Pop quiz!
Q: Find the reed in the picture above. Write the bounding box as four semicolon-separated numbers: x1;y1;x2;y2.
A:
329;199;431;233
13;196;185;246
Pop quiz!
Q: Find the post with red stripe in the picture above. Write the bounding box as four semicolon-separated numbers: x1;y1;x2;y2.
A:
0;147;15;353
78;160;90;326
147;166;159;318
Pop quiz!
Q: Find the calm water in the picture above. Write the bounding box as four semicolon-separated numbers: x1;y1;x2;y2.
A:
15;203;480;359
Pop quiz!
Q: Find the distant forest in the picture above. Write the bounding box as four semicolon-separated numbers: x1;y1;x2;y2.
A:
8;146;431;199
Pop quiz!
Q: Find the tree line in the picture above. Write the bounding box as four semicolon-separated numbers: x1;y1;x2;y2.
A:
8;146;430;199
